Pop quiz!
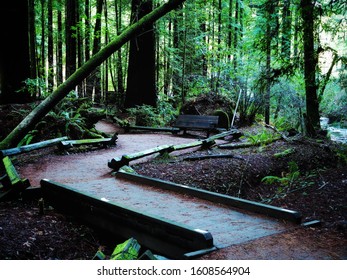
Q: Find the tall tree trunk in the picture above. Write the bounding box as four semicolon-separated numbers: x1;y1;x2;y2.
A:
233;0;239;71
76;0;84;97
115;0;125;99
65;0;77;79
0;0;186;149
104;2;109;100
84;0;91;98
56;0;63;85
0;0;31;103
125;0;157;108
264;20;271;125
228;0;233;62
163;17;172;96
281;0;292;62
48;0;54;89
40;0;46;85
91;0;104;103
172;6;182;98
301;0;320;135
28;0;38;82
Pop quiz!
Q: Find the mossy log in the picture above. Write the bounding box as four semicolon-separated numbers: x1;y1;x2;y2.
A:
1;156;30;200
206;129;242;141
0;136;68;157
108;138;217;170
108;144;172;170
58;133;118;149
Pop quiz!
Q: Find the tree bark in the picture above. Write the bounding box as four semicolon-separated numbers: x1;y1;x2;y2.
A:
56;0;63;85
48;0;54;89
65;0;77;79
0;0;31;103
0;0;186;149
125;0;157;108
301;0;320;135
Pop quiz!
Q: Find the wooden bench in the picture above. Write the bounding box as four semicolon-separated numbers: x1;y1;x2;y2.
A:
173;115;219;137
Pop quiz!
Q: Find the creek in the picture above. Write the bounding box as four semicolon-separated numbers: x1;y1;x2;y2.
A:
320;117;347;144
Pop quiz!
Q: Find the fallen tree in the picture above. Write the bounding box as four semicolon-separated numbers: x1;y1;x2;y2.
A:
0;0;185;150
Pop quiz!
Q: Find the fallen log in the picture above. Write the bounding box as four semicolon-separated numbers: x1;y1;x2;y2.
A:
171;140;214;151
206;129;242;141
108;136;219;171
108;144;172;170
58;133;118;149
0;156;30;200
0;136;68;157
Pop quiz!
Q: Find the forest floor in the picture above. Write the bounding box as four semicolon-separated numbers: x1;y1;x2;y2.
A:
0;120;346;260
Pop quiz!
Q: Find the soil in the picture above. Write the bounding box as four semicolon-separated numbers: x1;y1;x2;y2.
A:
0;120;346;260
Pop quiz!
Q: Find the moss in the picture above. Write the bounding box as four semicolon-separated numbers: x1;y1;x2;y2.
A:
213;109;230;129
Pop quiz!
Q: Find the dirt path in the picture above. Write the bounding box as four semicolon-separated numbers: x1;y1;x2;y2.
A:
17;121;203;186
10;120;347;260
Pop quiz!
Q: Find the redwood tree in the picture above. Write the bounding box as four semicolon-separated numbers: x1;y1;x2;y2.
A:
0;0;31;103
301;0;321;135
124;0;157;108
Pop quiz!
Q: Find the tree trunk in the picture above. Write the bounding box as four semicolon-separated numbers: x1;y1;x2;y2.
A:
65;0;77;79
0;0;186;149
281;0;291;61
56;0;63;85
28;0;37;82
264;0;275;125
115;0;125;99
91;0;104;103
0;0;31;103
125;0;157;108
40;0;46;85
228;0;233;62
301;0;320;135
48;0;54;89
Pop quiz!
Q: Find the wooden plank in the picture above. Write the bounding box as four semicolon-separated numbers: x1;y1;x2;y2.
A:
125;125;180;134
0;156;30;200
206;129;242;141
0;136;68;157
123;144;172;161
116;171;302;224
41;179;215;259
59;133;118;149
171;139;215;151
108;144;172;170
174;115;219;129
2;156;30;189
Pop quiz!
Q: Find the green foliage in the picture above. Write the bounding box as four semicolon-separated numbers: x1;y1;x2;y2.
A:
262;161;300;191
320;80;347;122
273;148;294;158
244;128;277;145
332;144;347;165
127;105;159;127
262;163;322;203
17;130;39;147
17;78;48;97
127;97;178;127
